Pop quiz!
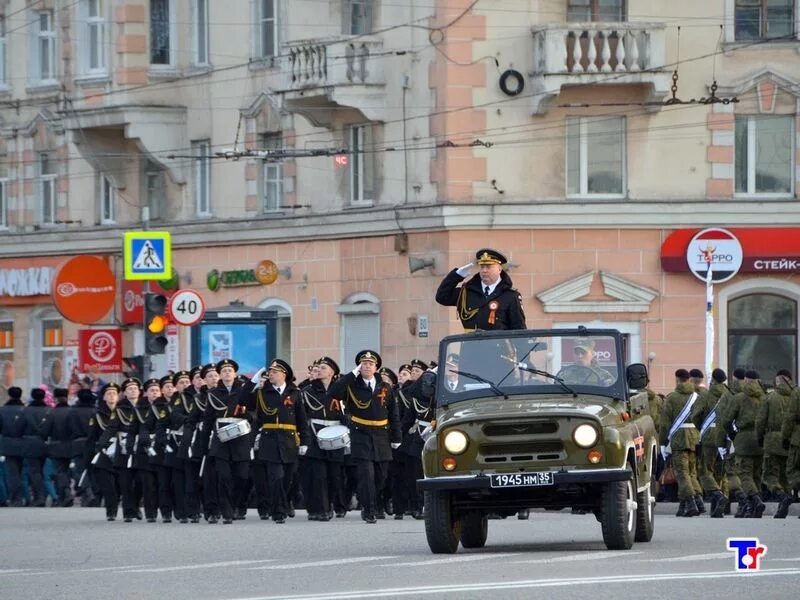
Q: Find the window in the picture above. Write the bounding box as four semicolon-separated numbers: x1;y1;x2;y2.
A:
39;153;56;225
36;11;56;82
347;125;375;204
261;133;283;212
566;116;625;197
145;167;165;221
150;0;172;65
40;316;64;389
567;0;626;22
0;16;7;87
192;0;209;65
0;320;13;404
193;140;211;215
735;0;795;41
728;293;797;380
339;298;381;366
257;0;278;58
344;0;374;35
0;163;7;227
99;174;115;223
735;115;794;196
83;0;106;74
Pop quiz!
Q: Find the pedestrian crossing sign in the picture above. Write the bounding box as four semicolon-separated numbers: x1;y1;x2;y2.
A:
123;231;172;281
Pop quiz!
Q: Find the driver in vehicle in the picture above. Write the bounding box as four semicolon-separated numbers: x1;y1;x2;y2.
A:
561;339;615;386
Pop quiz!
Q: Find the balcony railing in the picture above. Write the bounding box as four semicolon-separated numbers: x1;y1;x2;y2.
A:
281;37;385;92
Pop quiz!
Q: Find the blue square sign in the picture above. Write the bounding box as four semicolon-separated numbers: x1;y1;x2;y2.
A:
123;231;172;280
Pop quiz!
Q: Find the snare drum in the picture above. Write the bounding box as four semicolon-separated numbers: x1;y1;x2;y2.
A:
216;418;251;443
316;425;350;451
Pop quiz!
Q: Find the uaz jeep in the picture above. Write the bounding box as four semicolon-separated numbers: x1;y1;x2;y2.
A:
418;328;657;553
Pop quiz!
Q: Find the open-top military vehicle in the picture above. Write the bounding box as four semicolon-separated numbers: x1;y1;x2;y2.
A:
418;327;657;553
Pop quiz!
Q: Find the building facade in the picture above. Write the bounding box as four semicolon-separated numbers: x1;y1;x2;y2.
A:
1;0;800;397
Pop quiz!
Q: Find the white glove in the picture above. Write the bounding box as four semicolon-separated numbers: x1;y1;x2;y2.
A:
391;442;401;450
352;364;362;377
251;367;266;385
429;366;438;374
660;445;670;460
517;362;528;369
298;445;308;456
0;456;5;463
455;262;473;277
717;447;727;459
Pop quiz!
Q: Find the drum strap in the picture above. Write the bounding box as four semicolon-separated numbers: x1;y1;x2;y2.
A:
351;416;388;427
262;423;297;431
207;392;228;413
311;418;340;427
96;413;108;431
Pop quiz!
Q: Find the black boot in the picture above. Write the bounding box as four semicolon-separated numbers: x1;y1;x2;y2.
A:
775;492;792;519
710;491;727;518
675;499;687;517
694;494;706;515
683;497;700;517
734;492;748;518
750;494;765;518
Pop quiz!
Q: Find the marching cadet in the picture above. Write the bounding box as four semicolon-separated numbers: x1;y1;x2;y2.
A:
0;386;26;506
150;376;176;522
397;364;412;387
203;359;255;524
329;350;401;524
69;389;98;506
190;366;204;395
398;366;435;520
378;366;400;517
245;359;310;523
113;378;143;522
757;369;793;519
659;369;703;517
22;388;49;507
721;370;766;518
167;370;194;523
716;367;746;515
191;364;220;523
131;379;160;523
690;368;729;518
42;388;74;507
90;383;121;520
781;373;800;519
300;357;346;521
390;363;417;518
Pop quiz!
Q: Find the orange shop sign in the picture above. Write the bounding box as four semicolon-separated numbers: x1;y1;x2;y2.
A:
52;256;116;324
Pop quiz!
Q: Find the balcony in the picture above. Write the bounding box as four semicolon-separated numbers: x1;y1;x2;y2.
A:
273;36;386;127
530;23;670;114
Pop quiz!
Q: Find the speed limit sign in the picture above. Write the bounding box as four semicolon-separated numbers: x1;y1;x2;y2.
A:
168;289;206;326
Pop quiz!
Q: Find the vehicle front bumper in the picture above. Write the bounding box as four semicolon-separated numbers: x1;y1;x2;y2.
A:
417;468;631;492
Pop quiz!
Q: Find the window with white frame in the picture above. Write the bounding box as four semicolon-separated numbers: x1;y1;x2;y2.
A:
145;166;165;221
99;174;115;223
150;0;173;65
735;115;794;196
193;140;211;215
347;125;375;204
344;0;374;35
40;316;64;389
79;0;107;75
567;0;626;22
36;11;56;82
566;116;625;197
257;0;278;58
734;0;795;41
0;163;7;228
0;16;7;87
261;133;283;213
39;153;56;225
192;0;209;65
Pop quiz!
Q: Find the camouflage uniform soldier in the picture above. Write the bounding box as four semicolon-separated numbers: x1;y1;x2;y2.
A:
781;380;800;519
715;368;745;514
659;369;703;517
721;370;766;518
757;369;793;519
691;368;730;517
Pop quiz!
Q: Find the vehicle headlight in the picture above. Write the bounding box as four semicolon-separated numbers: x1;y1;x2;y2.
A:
573;424;598;448
443;430;469;455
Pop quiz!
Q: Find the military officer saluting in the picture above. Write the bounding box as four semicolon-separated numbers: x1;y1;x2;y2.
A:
436;248;526;331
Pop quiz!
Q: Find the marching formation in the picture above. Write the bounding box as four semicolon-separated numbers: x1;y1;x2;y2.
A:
0;352;437;525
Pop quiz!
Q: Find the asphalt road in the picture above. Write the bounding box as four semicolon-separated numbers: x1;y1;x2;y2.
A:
1;505;799;600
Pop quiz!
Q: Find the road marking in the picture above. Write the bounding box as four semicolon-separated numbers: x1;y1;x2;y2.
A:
0;565;151;577
635;552;730;563
247;556;398;571
229;568;800;600
771;557;800;562
394;552;522;567
0;569;34;574
123;560;277;574
512;550;642;564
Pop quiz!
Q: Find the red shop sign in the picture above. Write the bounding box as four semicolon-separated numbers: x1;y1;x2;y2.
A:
79;329;123;374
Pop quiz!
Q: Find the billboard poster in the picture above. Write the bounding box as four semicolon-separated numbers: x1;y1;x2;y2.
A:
198;322;270;377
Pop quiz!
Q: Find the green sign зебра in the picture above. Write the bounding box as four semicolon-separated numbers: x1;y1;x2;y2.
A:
207;268;259;290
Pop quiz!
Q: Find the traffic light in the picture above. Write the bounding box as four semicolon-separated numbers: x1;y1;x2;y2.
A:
144;292;169;354
122;355;145;378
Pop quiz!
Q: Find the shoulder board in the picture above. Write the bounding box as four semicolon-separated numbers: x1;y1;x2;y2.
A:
160;410;167;418
89;417;95;426
174;399;181;406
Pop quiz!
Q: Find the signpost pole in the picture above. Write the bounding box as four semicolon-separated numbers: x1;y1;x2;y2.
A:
142;207;151;379
704;257;714;386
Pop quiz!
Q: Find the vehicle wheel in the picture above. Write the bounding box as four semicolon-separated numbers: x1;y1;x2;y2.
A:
600;468;637;550
460;511;488;549
634;469;655;543
424;490;460;554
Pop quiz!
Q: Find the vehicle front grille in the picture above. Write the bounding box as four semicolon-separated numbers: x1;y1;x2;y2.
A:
479;441;565;463
482;421;558;437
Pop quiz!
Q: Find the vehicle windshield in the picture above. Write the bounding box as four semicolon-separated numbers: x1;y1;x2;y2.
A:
438;329;624;405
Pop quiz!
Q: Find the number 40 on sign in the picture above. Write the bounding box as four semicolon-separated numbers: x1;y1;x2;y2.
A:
169;289;206;326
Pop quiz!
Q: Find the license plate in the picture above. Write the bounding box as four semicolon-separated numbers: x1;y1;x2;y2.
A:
489;472;554;488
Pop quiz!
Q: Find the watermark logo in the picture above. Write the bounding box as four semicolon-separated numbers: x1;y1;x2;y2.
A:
727;538;767;571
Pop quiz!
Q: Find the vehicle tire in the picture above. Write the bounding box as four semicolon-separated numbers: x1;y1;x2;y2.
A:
600;467;637;550
634;466;655;543
424;490;460;554
460;511;488;549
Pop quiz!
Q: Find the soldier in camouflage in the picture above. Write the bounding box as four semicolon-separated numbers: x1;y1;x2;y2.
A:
691;368;729;517
758;369;794;519
781;376;800;519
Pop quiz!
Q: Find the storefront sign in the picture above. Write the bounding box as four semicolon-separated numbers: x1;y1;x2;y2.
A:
53;256;116;324
685;228;743;283
166;325;180;372
661;228;800;279
79;328;123;374
207;261;281;291
0;266;54;297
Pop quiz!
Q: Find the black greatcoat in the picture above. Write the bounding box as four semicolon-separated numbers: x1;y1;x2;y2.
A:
300;379;344;463
150;397;174;467
69;397;96;460
22;400;49;459
0;399;26;457
187;389;210;461
89;405;117;472
43;403;73;459
130;400;156;471
328;372;401;463
170;390;196;461
244;383;310;464
435;269;526;331
106;400;139;469
205;380;256;463
399;379;434;459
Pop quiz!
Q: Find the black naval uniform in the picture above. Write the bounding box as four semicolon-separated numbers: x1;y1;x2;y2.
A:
69;392;97;505
168;389;196;522
244;383;310;521
300;379;346;519
189;387;218;520
150;397;175;521
42;400;74;506
90;403;119;519
203;380;255;522
130;399;159;521
391;382;413;517
108;399;142;521
398;378;434;519
22;396;49;506
0;397;26;505
329;372;401;522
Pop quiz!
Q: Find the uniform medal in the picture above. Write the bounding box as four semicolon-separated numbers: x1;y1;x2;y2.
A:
488;301;499;325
